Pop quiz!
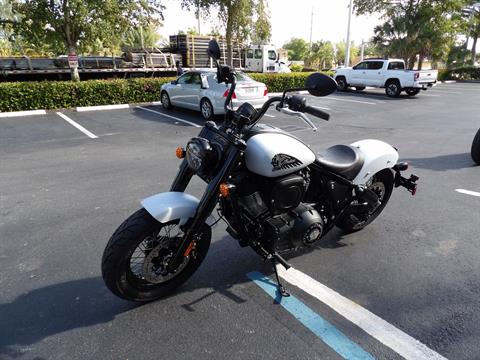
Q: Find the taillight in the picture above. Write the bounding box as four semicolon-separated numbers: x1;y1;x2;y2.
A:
223;89;237;99
414;72;420;81
264;86;268;97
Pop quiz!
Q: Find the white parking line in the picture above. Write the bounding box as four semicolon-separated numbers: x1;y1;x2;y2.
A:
264;114;275;118
328;97;377;105
277;266;447;360
455;189;480;197
136;106;201;128
56;112;98;139
431;89;463;94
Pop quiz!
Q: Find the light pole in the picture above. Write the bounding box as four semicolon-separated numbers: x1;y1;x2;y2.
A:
345;0;353;67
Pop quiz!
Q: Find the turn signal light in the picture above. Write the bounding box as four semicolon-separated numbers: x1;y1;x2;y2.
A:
176;146;186;159
219;183;236;198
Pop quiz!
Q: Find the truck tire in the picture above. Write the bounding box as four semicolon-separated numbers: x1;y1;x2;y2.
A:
385;80;401;98
405;89;420;96
335;76;348;91
471;129;480;165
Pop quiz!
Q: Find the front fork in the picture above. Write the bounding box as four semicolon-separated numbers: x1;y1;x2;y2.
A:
167;145;244;272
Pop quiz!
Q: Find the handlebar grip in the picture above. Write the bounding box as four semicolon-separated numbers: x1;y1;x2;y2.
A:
304;105;330;121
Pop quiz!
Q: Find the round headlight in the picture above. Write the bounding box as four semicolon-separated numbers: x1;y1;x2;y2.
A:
186;137;215;173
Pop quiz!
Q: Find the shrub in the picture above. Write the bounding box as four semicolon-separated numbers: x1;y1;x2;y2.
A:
289;64;303;72
0;72;336;112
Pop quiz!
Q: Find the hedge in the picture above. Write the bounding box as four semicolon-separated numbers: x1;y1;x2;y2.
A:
439;67;480;81
0;72;333;112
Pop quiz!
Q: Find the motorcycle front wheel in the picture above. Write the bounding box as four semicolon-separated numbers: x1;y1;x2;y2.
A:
471;128;480;165
101;208;211;302
337;169;394;233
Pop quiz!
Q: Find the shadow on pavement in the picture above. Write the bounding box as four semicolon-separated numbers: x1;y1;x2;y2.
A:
405;153;477;171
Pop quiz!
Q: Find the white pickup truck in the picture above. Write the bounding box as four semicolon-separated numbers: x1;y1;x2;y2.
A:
334;58;438;97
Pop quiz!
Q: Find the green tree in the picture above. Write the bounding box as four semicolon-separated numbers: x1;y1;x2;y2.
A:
251;0;271;44
335;40;359;66
354;0;465;69
283;38;309;61
182;0;270;65
123;24;161;49
9;0;164;80
305;40;335;69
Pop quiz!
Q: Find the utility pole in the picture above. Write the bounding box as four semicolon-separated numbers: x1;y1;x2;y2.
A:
345;0;353;67
309;7;314;50
360;39;365;61
197;1;201;34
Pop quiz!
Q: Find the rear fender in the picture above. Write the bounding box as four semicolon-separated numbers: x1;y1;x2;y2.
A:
141;192;215;226
350;139;399;185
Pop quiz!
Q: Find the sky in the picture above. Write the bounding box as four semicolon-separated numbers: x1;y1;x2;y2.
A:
160;0;382;46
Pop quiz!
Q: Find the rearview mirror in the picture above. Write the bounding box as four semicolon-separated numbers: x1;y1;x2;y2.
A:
207;40;221;61
305;73;338;97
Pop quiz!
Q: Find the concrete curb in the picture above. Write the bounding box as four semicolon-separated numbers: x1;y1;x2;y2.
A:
76;104;130;112
0;109;47;118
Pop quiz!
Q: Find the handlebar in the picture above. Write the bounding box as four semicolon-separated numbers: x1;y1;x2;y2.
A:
304;105;330;121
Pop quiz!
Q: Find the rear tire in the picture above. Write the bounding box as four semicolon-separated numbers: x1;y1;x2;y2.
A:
337;169;394;234
385;80;401;98
336;76;348;91
200;98;214;121
101;208;211;302
471;129;480;165
405;88;420;96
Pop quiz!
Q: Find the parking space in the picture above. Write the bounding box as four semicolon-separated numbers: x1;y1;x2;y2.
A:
1;82;480;359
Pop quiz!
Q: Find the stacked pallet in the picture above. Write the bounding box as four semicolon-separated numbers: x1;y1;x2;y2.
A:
169;35;244;68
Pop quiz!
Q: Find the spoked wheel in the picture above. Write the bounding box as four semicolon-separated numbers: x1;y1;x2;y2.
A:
385;80;401;98
336;76;348;91
200;98;214;121
472;128;480;165
337;169;394;233
161;91;172;109
102;209;211;302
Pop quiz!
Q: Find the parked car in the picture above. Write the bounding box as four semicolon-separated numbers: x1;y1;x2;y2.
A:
334;58;438;97
160;70;268;120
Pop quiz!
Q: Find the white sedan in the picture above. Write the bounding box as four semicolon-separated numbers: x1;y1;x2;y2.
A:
160;70;268;120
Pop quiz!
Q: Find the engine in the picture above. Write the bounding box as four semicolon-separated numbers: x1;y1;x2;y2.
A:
231;171;324;253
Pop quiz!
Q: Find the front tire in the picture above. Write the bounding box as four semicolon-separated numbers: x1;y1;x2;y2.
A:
102;208;211;302
336;76;349;91
161;91;172;109
471;129;480;165
337;169;394;233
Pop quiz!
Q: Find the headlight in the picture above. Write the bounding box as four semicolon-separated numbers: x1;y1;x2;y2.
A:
186;137;216;173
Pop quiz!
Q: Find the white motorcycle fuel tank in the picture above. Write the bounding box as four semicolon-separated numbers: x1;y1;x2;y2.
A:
245;132;316;177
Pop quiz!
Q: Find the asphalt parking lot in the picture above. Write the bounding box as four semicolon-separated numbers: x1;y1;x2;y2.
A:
1;83;480;360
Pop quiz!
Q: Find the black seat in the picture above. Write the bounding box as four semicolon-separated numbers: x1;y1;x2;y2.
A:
315;144;365;180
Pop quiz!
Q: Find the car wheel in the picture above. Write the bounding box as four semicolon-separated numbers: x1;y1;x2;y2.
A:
161;91;172;109
200;98;214;121
336;76;348;91
385;80;401;98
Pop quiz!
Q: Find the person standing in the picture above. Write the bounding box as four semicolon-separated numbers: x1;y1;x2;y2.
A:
176;60;184;76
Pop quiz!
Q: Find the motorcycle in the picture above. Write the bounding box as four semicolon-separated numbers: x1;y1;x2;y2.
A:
472;128;480;165
101;40;419;302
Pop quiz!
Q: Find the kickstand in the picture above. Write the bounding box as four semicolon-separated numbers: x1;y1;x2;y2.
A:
271;258;290;297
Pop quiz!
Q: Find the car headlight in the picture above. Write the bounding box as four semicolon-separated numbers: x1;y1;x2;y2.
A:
186;137;216;173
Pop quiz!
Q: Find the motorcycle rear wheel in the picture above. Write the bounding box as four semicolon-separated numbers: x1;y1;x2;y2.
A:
337;169;394;233
101;208;211;302
471;128;480;165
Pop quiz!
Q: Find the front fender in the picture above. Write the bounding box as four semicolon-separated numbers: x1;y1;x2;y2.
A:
141;192;200;224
